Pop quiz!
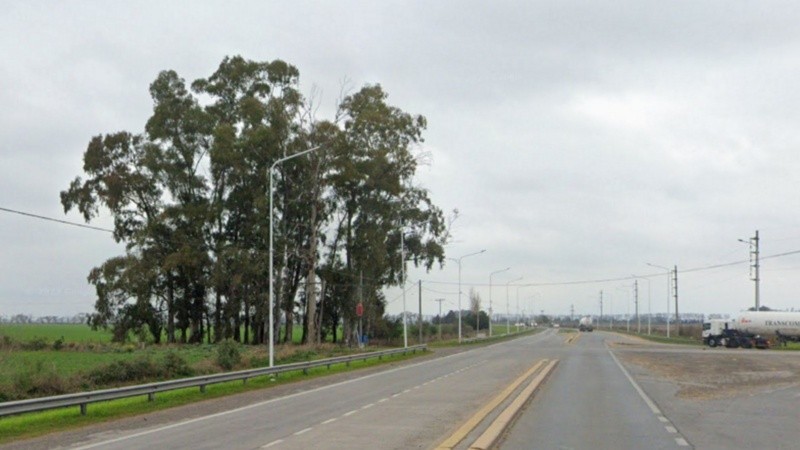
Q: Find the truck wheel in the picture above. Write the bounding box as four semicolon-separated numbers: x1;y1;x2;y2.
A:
708;337;718;348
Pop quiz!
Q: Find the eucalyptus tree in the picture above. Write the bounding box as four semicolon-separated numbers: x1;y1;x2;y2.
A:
326;85;447;343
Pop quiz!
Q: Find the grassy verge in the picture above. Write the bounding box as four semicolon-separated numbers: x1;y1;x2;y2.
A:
604;328;702;346
0;349;423;444
427;327;542;348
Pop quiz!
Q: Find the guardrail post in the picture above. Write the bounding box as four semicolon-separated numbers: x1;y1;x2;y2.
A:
148;393;155;402
243;378;248;385
303;368;309;375
80;403;87;416
200;385;206;393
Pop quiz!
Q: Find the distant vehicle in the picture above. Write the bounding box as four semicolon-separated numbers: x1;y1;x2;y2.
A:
578;316;593;332
702;311;800;348
552;323;560;328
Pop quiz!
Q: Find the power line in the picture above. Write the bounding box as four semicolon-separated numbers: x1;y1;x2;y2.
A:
0;206;113;233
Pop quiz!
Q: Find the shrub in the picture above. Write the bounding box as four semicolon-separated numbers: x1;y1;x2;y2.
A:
161;351;193;378
87;357;159;386
216;339;241;371
12;360;70;399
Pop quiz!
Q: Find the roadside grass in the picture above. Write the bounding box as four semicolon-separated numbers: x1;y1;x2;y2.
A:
608;328;703;346
768;341;800;351
427;326;542;348
0;348;422;444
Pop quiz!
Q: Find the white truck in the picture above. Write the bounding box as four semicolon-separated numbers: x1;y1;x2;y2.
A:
578;316;593;332
702;311;800;349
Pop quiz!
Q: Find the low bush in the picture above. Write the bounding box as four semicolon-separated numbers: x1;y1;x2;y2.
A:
216;340;241;370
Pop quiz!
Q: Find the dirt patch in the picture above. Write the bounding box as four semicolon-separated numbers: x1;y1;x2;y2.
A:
618;350;800;400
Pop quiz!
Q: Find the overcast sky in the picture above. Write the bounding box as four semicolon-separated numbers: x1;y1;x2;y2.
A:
3;1;800;321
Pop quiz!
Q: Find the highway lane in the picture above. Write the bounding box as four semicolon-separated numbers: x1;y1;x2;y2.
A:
52;330;557;450
500;331;689;449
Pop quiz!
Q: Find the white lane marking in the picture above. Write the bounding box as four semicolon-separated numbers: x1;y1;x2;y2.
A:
361;403;374;409
657;416;669;423
676;437;690;446
321;418;337;425
261;439;283;448
392;393;402;398
343;410;358;417
608;346;692;448
608;349;662;415
294;427;312;436
403;389;412;393
377;397;389;403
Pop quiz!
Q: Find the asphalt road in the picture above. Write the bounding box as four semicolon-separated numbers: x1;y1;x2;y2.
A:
8;329;799;450
44;330;557;450
500;331;689;449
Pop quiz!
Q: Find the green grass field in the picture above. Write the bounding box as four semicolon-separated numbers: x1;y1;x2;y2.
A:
0;324;112;343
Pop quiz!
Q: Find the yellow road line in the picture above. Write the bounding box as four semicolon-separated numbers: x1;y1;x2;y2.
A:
469;359;559;450
432;359;547;450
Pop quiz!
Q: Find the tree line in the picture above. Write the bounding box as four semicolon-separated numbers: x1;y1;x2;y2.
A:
61;56;449;346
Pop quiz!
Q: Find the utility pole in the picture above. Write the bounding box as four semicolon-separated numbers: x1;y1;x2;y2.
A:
740;230;760;311
570;304;574;321
599;290;604;328
673;266;679;336
634;280;640;334
435;298;445;340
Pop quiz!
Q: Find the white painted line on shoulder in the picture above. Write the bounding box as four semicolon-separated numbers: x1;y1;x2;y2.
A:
676;437;690;446
665;425;677;433
392;393;402;398
321;418;337;425
294;427;312;436
261;439;283;448
343;410;358;417
377;397;389;403
361;403;374;409
657;416;669;423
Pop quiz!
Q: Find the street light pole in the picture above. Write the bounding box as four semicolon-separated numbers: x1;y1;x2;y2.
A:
506;276;523;334
448;249;486;343
269;145;322;368
489;267;510;337
647;263;671;339
516;285;525;333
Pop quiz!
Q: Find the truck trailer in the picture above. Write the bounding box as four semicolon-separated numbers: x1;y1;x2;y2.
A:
702;311;800;349
578;316;593;332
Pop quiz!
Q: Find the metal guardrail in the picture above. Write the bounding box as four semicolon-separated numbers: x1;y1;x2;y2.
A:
0;344;426;418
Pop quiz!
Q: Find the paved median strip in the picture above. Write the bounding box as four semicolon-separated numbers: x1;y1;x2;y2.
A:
468;359;559;450
433;359;548;450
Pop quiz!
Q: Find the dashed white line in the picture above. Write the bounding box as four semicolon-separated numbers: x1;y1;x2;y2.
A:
321;418;337;425
377;397;389;403
391;393;402;398
361;403;374;410
261;439;283;448
343;410;358;417
657;416;669;423
294;427;313;436
676;437;690;447
665;426;677;434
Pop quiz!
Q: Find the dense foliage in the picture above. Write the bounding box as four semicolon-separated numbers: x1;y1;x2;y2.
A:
61;56;448;346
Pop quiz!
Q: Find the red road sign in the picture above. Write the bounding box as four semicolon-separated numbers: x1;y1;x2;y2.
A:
356;302;364;317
